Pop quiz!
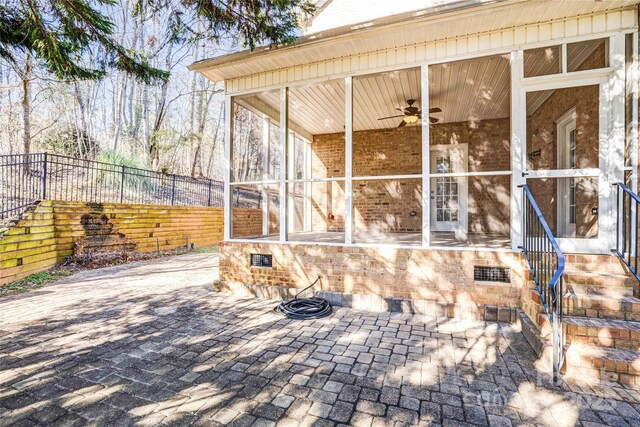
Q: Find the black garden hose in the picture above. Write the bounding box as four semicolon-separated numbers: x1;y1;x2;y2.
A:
274;275;332;320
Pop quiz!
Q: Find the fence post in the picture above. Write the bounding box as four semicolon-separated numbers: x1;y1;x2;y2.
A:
171;175;176;205
41;152;47;200
207;180;212;206
119;165;125;203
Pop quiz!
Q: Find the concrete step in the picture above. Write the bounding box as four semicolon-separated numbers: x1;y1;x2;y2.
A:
564;289;640;321
564;342;640;386
563;316;640;351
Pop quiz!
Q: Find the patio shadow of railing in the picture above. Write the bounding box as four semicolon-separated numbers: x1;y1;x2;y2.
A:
0;277;623;426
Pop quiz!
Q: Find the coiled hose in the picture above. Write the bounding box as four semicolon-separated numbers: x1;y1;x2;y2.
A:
274;275;332;320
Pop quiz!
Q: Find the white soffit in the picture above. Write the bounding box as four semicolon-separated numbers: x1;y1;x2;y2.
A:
192;0;637;86
233;43;602;135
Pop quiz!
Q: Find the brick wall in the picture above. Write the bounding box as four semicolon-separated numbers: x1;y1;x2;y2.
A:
311;119;511;234
232;208;264;237
219;241;524;310
1;201;226;286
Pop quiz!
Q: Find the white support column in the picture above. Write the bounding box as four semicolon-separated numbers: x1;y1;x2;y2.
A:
279;87;288;242
608;33;626;252
304;140;312;231
561;43;568;74
630;32;639;193
288;130;296;233
510;50;526;250
223;95;233;241
421;65;431;247
345;76;353;245
262;116;270;236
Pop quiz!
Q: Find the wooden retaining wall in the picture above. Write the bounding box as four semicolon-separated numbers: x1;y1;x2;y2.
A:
0;201;232;286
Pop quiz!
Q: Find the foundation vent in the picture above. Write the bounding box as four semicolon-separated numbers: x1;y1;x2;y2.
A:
250;254;273;268
474;266;510;283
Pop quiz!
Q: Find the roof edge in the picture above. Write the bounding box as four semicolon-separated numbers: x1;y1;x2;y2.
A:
188;0;514;75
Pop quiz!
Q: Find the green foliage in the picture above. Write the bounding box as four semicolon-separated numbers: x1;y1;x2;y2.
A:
41;125;100;158
192;244;219;254
138;0;315;49
0;0;168;83
1;0;314;84
1;270;73;296
97;150;154;191
98;150;146;170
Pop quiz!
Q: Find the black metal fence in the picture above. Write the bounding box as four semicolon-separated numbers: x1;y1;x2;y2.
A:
521;184;565;383
614;182;640;283
1;153;260;220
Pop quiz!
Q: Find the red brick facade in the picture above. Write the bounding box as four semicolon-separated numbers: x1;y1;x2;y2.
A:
219;241;524;310
311;119;511;235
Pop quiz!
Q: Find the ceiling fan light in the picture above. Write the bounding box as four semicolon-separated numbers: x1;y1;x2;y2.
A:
404;115;419;124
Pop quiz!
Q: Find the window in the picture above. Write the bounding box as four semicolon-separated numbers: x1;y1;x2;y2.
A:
524;38;609;78
428;54;512;248
230;91;282;240
287;79;346;243
352;67;423;245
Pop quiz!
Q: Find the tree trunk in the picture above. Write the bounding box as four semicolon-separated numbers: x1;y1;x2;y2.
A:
74;81;88;158
21;53;32;160
206;104;224;177
148;42;173;170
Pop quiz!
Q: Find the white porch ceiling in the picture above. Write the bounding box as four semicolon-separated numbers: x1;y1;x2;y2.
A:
241;42;601;135
192;0;636;83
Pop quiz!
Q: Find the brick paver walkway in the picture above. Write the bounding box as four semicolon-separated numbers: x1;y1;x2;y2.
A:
2;253;640;426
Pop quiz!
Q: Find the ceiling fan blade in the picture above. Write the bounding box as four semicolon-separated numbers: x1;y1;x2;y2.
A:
429;116;439;124
398;120;407;128
429;107;442;113
378;115;406;120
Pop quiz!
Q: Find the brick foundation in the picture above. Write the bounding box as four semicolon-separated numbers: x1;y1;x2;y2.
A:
218;241;526;315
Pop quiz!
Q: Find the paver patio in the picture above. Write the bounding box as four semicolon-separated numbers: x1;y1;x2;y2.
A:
2;253;640;427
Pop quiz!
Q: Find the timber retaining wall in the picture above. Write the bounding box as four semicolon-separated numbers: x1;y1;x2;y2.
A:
0;201;230;286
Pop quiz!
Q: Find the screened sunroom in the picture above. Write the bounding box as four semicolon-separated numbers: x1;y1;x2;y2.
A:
219;29;636;254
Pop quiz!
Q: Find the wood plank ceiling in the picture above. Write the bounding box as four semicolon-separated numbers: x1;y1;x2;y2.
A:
241;40;604;136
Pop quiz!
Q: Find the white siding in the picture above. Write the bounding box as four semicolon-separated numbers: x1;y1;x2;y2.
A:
222;9;636;95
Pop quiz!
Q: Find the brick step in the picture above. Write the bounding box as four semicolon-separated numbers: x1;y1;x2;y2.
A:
564;253;628;270
523;289;553;339
564;283;635;299
564;289;640;321
564;316;640;351
564;342;640;385
563;269;638;288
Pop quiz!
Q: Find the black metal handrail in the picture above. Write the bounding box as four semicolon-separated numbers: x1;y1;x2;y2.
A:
521;184;565;383
1;152;261;220
614;182;640;282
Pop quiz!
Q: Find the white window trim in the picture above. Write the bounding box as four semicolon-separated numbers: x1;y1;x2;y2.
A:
555;107;577;238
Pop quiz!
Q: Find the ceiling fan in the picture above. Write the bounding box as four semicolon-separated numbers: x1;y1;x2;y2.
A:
377;99;442;127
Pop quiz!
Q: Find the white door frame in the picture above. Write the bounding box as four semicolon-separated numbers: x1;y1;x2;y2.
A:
521;74;612;253
556;107;577;238
429;144;468;234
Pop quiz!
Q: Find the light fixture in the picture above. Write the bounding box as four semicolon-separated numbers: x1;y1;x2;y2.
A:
404;115;419;124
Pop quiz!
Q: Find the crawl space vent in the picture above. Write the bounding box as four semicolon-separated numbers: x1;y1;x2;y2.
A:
474;266;510;283
250;254;273;268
